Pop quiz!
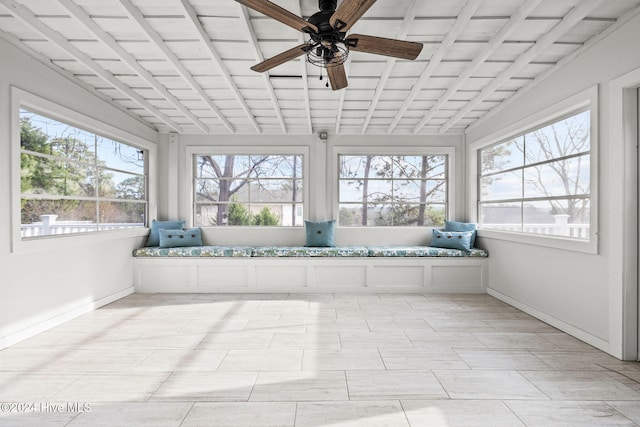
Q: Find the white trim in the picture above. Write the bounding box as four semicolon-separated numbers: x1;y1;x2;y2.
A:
331;146;457;226
183;146;310;228
10;87;157;254
468;86;598;254
487;287;609;353
0;287;134;351
608;67;640;360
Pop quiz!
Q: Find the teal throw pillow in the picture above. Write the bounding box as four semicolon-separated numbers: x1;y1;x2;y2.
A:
158;228;203;248
145;220;186;247
431;229;473;251
305;220;336;247
444;220;478;247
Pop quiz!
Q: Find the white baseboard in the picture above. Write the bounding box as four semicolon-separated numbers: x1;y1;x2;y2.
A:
0;287;134;350
487;287;610;354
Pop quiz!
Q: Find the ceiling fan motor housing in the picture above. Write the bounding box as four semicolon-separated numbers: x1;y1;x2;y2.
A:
319;0;337;12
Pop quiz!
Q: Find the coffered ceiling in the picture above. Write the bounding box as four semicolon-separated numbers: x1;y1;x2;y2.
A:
1;0;639;135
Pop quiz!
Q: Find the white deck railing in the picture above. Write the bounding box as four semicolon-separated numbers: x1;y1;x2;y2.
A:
21;215;143;238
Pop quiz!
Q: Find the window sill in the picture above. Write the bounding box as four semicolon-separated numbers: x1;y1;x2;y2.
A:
12;228;148;255
477;228;598;254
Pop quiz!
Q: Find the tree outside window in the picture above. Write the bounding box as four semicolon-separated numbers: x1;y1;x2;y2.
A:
338;155;447;226
194;154;303;227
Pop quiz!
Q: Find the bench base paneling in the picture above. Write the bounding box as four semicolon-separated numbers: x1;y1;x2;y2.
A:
133;257;488;294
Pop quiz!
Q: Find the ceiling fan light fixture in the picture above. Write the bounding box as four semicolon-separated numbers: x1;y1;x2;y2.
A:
306;40;348;68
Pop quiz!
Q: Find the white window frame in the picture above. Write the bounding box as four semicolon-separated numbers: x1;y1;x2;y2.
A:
11;87;156;254
468;86;598;254
184;145;309;228
331;146;456;227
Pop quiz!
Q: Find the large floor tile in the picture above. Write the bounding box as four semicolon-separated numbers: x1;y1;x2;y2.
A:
379;348;469;370
433;369;548;400
346;370;448;400
455;349;553;370
473;332;560;349
51;373;170;402
402;399;525;427
506;400;637;426
132;348;227;372
339;331;414;349
250;371;348;401
0;411;77;427
269;332;341;349
295;401;410;427
0;373;81;401
302;349;385;371
520;370;640;400
607;401;640;424
181;402;296;427
196;331;274;350
67;402;192;427
151;372;257;401
217;350;303;372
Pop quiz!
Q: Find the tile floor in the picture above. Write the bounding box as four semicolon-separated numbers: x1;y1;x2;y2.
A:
1;293;640;426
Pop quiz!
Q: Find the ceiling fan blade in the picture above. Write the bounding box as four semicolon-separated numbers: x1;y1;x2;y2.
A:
327;62;348;90
346;34;423;60
235;0;317;33
329;0;376;32
251;43;309;73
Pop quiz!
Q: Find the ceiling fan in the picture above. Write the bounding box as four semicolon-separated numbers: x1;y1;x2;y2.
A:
235;0;424;90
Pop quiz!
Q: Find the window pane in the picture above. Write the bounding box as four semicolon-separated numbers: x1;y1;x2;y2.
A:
480;202;522;231
392;156;446;179
340;155;386;178
255;155;303;178
100;170;145;200
99;202;145;225
20;199;98;237
21;111;96;164
96;137;144;174
481;137;524;174
252;180;301;203
196;155;252;178
524;155;590;199
480;170;522;201
523;199;590;239
195;179;220;202
195;204;219;227
21;155;95;197
339;179;392;203
392;180;446;203
525;111;590;164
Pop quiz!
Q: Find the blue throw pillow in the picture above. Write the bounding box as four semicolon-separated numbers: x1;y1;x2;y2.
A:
145;220;186;247
158;228;203;248
445;220;478;247
431;229;473;251
305;220;335;247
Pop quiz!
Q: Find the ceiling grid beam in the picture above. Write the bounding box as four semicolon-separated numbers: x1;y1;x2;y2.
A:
439;0;607;133
360;0;418;134
56;0;210;134
0;0;183;133
412;0;543;134
292;0;312;134
385;0;483;134
238;4;287;133
178;0;261;133
117;0;235;133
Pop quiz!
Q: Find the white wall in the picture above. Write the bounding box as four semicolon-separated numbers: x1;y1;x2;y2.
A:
158;133;465;247
0;38;158;349
466;13;640;358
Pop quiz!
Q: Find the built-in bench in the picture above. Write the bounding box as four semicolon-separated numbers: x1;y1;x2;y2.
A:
132;245;488;294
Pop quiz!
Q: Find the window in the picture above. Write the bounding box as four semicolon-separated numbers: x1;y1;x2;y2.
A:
338;154;447;226
478;110;591;239
20;109;147;238
193;154;303;226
